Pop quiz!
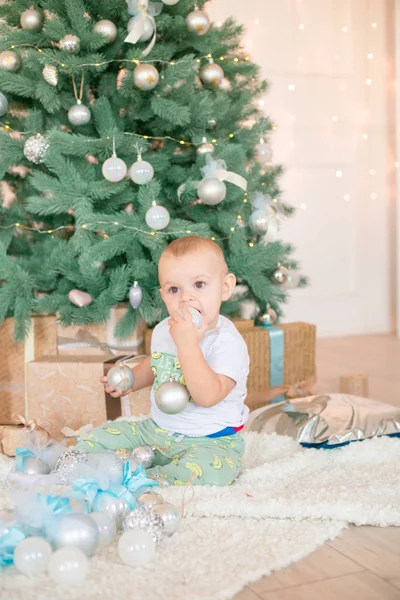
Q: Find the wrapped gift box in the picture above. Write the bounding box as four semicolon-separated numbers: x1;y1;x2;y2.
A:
0;421;50;457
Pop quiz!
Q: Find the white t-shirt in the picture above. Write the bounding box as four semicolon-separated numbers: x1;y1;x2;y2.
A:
150;315;250;437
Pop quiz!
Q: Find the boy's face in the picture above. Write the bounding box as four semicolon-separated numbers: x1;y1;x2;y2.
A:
159;250;235;328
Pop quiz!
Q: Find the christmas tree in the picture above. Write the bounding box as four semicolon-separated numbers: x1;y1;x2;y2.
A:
0;0;304;341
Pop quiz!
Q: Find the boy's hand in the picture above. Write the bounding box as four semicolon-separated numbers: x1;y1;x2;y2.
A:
168;308;207;349
99;376;133;398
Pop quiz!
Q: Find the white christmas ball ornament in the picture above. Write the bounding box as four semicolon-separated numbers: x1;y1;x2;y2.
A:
249;208;270;234
68;103;91;126
152;503;180;536
47;513;99;557
20;9;44;32
155;380;189;414
186;10;211;35
94;19;118;43
255;141;273;165
59;34;80;53
198;177;226;205
102;156;127;182
14;537;52;575
0;92;8;116
24;135;49;164
118;530;156;566
133;63;159;91
0;51;21;72
128;16;154;42
162;0;180;4
68;289;93;307
129;160;154;184
90;512;117;548
107;365;135;392
48;547;89;585
200;62;224;86
145;205;170;230
131;445;155;469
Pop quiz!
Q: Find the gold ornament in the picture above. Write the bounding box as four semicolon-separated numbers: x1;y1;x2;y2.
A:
186;9;211;35
42;65;58;86
20;8;44;32
0;51;21;73
196;137;215;156
133;63;159;91
199;61;224;86
59;34;80;53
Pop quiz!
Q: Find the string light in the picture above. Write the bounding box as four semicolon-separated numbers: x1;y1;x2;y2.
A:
298;24;305;30
344;194;351;201
371;22;377;28
288;84;296;91
336;170;343;178
361;133;368;140
370;193;377;199
367;53;374;59
332;115;338;122
394;162;400;169
369;169;376;175
365;78;372;85
342;26;348;33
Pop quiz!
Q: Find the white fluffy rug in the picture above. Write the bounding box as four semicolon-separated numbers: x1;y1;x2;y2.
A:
1;432;400;600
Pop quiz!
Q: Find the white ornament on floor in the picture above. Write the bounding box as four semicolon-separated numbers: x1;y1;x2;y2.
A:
118;529;156;566
14;537;52;575
48;547;89;585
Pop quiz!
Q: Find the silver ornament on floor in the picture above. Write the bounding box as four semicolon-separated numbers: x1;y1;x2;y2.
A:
129;281;142;309
0;51;21;72
131;445;155;469
92;491;129;530
47;513;99;557
52;449;89;484
272;265;289;285
20;8;43;32
200;62;224;86
68;102;91;126
87;452;124;486
186;9;211;35
21;456;51;475
94;19;118;44
155;379;189;415
152;502;180;536
129;159;154;184
137;492;163;509
133;63;159;90
23;135;49;164
254;140;273;165
102;155;127;182
128;15;154;42
123;506;164;543
196;137;214;156
107;364;135;392
59;34;80;53
198;177;226;205
145;204;170;230
68;289;93;307
0;92;8;117
42;65;58;86
257;308;277;327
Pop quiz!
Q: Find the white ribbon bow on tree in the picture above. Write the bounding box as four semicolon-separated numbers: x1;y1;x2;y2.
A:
178;154;248;199
125;0;162;57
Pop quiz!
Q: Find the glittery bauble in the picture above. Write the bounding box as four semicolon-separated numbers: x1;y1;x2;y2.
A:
52;449;89;484
87;452;124;486
257;308;277;327
42;64;58;86
47;513;98;557
118;530;156;566
200;62;224;86
68;289;93;307
59;34;81;53
138;492;163;510
123;507;164;543
92;491;130;530
198;177;226;205
155;381;189;415
129;282;142;309
152;502;180;536
133;63;159;91
23;135;49;164
90;512;117;547
94;19;118;43
128;15;154;42
249;208;270;234
0;51;21;72
196;139;214;156
255;142;273;165
20;9;43;32
145;204;170;230
107;365;135;392
162;0;180;4
102;155;127;182
131;445;155;469
272;265;289;285
22;457;51;475
279;270;300;289
68;103;91;126
186;10;211;35
0;92;8;117
129;160;154;184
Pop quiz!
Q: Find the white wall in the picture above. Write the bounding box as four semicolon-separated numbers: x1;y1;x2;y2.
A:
208;0;397;337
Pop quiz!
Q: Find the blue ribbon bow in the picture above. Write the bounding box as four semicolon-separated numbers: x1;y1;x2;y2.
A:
122;462;159;496
0;527;25;567
15;447;35;472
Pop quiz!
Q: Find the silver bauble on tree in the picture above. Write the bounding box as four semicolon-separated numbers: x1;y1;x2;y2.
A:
107;365;135;392
196;137;214;156
186;9;211;35
198;177;226;205
272;265;289;285
20;9;44;32
200;61;224;86
249;208;270;234
129;160;154;184
133;63;159;90
254;138;273;165
0;51;21;73
145;204;170;230
0;92;8;116
68;102;91;126
131;445;155;469
102;155;127;182
155;378;189;414
128;15;154;42
42;65;58;86
279;270;300;289
93;19;118;43
23;135;49;164
129;281;142;309
59;34;81;53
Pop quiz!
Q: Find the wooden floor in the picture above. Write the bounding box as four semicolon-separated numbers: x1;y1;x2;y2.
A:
234;334;400;600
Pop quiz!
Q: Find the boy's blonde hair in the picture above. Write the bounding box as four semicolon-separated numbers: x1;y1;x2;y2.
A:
160;236;228;273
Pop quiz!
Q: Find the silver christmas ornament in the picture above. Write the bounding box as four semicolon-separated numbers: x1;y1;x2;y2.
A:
272;265;289;285
145;204;170;230
133;63;159;90
137;492;163;510
131;445;155;469
162;0;180;4
152;502;180;536
257;308;277;327
42;65;58;86
0;92;8;116
198;177;226;205
102;155;127;182
200;62;224;86
129;282;142;309
52;449;89;484
123;507;164;543
94;19;118;44
20;9;44;32
279;270;300;289
129;159;154;184
68;289;93;307
22;457;51;475
107;365;135;392
59;34;81;53
249;208;270;234
155;380;189;414
186;9;211;35
68;103;91;126
255;140;273;165
0;51;21;73
87;452;124;486
207;117;217;128
128;15;154;42
196;137;214;156
92;492;129;530
47;513;99;557
23;135;49;164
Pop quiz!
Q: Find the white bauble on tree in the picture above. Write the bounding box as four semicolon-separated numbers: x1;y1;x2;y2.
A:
249;208;271;234
255;138;273;165
198;177;226;205
20;9;44;32
0;92;8;116
279;270;300;289
23;135;49;164
68;289;93;307
94;19;118;43
102;156;127;182
129;160;154;184
145;204;170;230
257;308;277;327
272;265;289;285
68;103;91;126
59;34;80;53
128;15;154;42
196;137;214;156
162;0;180;4
133;63;159;90
186;9;211;35
200;61;224;86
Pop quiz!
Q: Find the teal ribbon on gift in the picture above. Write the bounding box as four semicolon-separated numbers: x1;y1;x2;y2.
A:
122;462;159;496
15;447;35;472
0;527;25;567
256;322;285;403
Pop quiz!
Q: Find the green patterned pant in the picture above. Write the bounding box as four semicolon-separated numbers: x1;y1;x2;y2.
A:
74;418;245;486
